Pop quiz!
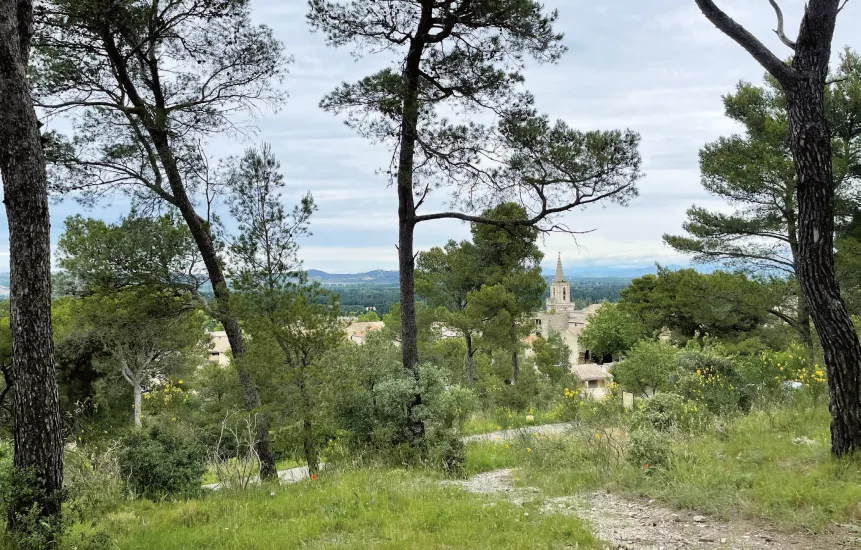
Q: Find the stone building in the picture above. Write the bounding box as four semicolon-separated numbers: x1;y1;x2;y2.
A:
531;254;613;396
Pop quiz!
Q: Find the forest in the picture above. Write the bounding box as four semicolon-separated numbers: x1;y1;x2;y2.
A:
0;0;859;549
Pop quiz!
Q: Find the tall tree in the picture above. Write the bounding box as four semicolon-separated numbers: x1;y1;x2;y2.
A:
664;51;861;347
309;0;642;446
34;0;288;477
694;0;861;456
577;302;640;363
0;0;63;538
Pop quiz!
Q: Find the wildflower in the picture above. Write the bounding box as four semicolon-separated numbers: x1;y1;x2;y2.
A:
644;464;649;469
504;443;510;449
497;426;502;431
178;380;184;385
595;432;601;440
527;447;532;453
311;474;317;480
171;417;177;422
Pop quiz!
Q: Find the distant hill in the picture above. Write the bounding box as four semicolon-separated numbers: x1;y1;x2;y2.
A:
307;269;400;286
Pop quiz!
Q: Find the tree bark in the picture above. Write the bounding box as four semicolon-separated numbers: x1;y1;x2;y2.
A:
133;379;142;429
395;8;434;450
299;368;318;475
512;349;520;383
786;74;861;455
465;332;476;383
695;0;861;457
0;0;64;535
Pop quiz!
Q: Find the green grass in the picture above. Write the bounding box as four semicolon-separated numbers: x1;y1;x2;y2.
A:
201;458;304;485
461;407;562;436
467;401;861;532
64;468;599;549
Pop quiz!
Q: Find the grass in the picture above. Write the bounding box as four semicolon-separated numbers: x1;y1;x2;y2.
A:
201;458;304;485
64;468;600;549
466;399;861;533
461;407;562;436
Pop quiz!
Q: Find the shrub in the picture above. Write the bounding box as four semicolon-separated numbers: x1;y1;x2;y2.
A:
630;392;701;432
739;343;827;405
332;362;477;471
611;339;679;397
626;427;671;470
64;442;125;523
675;350;745;413
117;424;206;500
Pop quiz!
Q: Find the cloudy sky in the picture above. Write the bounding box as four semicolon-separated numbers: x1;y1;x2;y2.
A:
7;0;861;275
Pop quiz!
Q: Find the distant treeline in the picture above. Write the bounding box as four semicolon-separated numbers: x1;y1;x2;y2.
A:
331;276;632;316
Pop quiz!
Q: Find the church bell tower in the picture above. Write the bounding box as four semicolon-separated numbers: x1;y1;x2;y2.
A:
549;253;571;308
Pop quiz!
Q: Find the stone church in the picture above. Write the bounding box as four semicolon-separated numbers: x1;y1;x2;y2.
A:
531;255;612;394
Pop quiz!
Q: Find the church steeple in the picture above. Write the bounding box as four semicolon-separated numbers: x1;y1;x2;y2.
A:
554;253;566;283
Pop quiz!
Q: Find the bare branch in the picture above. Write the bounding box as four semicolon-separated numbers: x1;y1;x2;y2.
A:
768;0;797;49
695;0;796;84
838;0;850;13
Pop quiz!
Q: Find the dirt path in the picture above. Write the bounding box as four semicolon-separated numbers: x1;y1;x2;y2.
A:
461;422;573;443
445;469;857;549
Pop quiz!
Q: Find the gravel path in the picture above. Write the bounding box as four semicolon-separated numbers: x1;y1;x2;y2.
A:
445;469;854;549
461;422;573;443
202;464;322;490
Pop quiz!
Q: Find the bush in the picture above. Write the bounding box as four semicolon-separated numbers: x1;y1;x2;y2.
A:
117;424;206;500
64;442;125;523
611;339;679;397
675;350;745;413
332;362;477;471
630;392;701;432
626;427;671;470
738;343;827;405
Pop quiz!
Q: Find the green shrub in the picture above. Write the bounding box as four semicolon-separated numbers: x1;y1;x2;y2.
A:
630;392;701;432
626;427;671;470
675;350;745;413
117;425;206;500
332;363;477;471
611;339;679;397
64;442;125;523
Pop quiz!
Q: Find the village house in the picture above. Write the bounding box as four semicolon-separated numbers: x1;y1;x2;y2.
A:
207;330;231;367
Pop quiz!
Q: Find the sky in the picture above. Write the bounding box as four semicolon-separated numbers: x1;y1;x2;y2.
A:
4;0;861;275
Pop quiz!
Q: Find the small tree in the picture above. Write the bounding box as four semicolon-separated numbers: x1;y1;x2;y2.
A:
309;0;642;447
227;145;341;474
578;302;640;363
612;340;680;398
77;292;204;428
693;0;861;456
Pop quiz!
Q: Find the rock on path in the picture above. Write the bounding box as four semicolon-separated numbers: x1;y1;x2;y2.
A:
446;469;853;549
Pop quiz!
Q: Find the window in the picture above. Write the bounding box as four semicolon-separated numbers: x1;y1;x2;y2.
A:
210;352;220;357
562;288;566;301
587;380;598;389
535;319;542;326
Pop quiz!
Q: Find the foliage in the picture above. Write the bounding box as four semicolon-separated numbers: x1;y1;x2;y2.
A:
619;267;778;341
674;349;745;414
64;443;126;524
356;310;381;322
611;339;680;397
117;425;206;500
64;469;601;549
626;427;672;470
629;392;701;433
530;333;572;383
577;302;640;361
739;343;827;403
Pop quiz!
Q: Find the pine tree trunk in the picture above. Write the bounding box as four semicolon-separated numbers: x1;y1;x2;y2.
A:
0;0;64;535
147;132;277;479
133;380;142;429
465;332;476;383
786;71;861;457
512;349;520;383
395;17;432;450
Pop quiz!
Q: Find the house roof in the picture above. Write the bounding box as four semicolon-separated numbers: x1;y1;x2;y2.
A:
345;321;385;339
571;363;613;381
